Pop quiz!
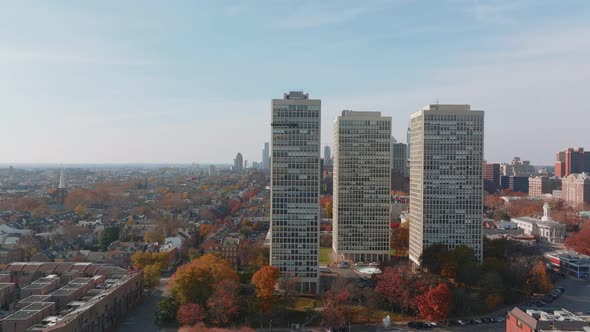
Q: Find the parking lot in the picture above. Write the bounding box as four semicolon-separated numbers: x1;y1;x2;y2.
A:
547;277;590;314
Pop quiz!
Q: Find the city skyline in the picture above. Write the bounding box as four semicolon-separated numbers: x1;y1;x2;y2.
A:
2;1;590;164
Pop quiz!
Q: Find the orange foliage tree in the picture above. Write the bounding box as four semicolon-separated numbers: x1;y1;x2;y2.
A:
506;199;543;217
527;260;553;294
251;266;279;313
169;254;239;305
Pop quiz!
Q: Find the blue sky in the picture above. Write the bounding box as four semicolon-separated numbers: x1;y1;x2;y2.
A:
2;0;589;164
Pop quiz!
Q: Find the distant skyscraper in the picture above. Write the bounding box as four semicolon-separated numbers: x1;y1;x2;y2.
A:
333;111;391;263
409;104;484;265
483;163;501;193
270;91;321;294
391;137;407;176
208;164;216;176
324;145;332;165
262;142;270;170
234;153;243;172
555;148;590;177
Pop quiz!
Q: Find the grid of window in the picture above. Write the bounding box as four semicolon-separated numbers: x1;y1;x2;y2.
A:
333;112;392;263
270;93;321;294
409;106;484;265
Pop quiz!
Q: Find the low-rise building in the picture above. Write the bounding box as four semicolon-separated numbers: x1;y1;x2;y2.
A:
0;262;142;332
221;236;239;268
511;203;566;243
0;282;16;310
1;302;56;332
546;251;590;279
506;307;590;332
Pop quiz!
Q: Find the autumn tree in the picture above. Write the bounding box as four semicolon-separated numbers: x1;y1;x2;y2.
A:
131;252;171;270
144;228;166;244
484;195;505;210
506;199;543;217
390;223;409;256
144;264;162;289
251;266;279;313
376;266;425;314
207;279;240;325
169;254;239;305
565;221;590;255
527;260;553;294
416;283;452;321
321;288;350;327
177;303;207;326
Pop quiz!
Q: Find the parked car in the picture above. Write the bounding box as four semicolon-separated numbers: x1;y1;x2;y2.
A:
495;316;506;323
338;262;350;268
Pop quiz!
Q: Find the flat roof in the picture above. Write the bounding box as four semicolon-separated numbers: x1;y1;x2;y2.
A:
22;283;53;289
19;295;52;303
3;302;54;321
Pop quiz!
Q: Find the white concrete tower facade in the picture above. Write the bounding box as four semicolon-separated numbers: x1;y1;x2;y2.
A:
333;111;392;263
409;104;484;265
270;91;321;294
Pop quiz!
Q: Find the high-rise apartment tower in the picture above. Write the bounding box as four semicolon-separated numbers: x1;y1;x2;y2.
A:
409;104;484;265
332;111;392;263
270;91;321;294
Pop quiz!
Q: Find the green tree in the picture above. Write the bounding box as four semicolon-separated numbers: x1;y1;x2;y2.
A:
420;243;449;274
98;226;120;250
156;297;179;324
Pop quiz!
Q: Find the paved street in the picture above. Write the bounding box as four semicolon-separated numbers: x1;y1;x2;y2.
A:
116;279;176;332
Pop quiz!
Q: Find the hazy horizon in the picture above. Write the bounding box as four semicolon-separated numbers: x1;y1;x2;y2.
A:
3;1;589;165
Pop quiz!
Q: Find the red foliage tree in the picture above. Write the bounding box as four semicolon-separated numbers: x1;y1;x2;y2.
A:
177;303;206;326
206;279;240;325
376;267;418;312
321;288;351;327
416;283;452;321
566;221;590;255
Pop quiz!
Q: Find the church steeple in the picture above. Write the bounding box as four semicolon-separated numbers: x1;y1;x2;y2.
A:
541;202;551;221
56;166;68;204
58;166;66;189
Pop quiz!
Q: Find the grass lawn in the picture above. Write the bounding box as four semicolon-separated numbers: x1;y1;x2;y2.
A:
320;247;332;265
291;296;318;311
